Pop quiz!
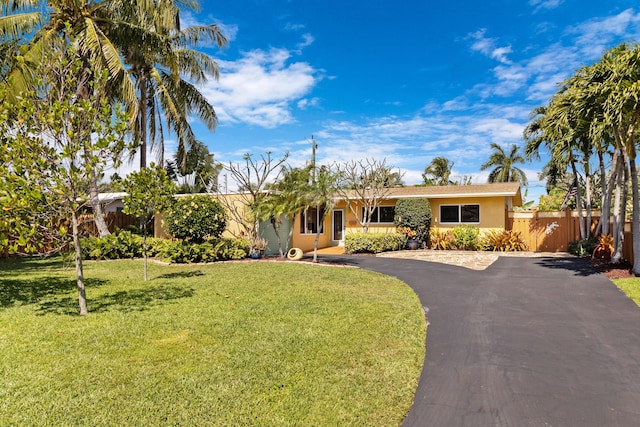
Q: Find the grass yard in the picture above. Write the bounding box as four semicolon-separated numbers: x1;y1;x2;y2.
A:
0;257;425;426
612;277;640;307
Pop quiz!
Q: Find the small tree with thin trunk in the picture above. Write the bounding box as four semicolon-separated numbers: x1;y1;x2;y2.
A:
217;152;288;252
335;158;403;233
119;163;176;281
0;47;129;315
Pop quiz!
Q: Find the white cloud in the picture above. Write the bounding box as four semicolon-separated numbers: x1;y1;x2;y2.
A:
469;29;513;64
200;47;320;128
529;0;564;12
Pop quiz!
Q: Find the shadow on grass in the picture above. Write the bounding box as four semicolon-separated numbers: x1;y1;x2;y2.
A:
36;285;195;315
154;270;205;280
0;276;108;308
0;255;72;275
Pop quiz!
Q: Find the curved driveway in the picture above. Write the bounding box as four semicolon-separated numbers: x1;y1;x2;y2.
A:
325;254;640;426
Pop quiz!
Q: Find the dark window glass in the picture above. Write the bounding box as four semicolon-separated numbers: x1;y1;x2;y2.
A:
440;205;460;223
379;206;395;223
461;205;480;223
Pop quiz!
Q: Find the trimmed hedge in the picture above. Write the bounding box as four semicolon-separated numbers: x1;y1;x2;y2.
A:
345;232;407;254
394;198;431;244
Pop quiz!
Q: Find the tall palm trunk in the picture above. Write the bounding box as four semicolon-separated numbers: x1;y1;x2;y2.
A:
138;75;148;169
612;154;626;263
630;153;640;274
597;149;618;236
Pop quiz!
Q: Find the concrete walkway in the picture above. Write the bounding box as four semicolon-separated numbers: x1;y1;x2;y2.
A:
322;254;640;427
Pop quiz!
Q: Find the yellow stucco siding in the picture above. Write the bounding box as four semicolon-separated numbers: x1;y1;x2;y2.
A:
291;212;332;252
430;196;506;233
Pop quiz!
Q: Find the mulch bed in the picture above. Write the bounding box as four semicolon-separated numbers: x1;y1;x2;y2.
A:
589;258;635;279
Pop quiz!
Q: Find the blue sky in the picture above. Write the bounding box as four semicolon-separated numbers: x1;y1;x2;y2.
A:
153;1;640;203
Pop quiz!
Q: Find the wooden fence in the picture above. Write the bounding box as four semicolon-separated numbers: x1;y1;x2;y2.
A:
507;210;633;260
0;212;139;258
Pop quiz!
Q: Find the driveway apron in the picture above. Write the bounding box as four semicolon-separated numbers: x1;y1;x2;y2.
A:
326;255;640;427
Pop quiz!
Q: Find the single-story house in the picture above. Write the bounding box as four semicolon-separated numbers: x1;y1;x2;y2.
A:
290;182;523;252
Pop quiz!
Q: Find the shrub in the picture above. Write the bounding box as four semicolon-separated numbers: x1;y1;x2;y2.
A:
155;238;250;263
568;237;598;257
165;195;227;243
452;225;480;250
81;230;143;260
481;229;528;252
394;199;431;244
345;232;407;254
430;229;456;250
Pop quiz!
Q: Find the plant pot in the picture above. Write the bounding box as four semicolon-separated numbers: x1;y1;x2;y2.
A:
250;252;261;259
407;239;419;250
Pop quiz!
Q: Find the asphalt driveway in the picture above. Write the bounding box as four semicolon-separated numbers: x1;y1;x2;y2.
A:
324;254;640;427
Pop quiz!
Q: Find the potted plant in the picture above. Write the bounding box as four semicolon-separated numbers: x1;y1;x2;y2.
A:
397;226;419;250
250;237;269;259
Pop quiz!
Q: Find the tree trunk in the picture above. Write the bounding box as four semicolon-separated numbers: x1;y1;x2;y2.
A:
630;155;640;274
571;159;586;239
598;149;618;237
88;179;110;237
142;216;148;282
139;77;148;169
271;219;284;258
72;211;88;315
612;156;626;263
583;161;593;239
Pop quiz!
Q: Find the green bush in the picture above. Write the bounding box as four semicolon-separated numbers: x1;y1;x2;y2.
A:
165;195;227;243
568;237;598;257
345;232;407;254
481;229;528;252
81;230;144;260
394;199;431;244
81;231;249;263
155;238;250;263
451;225;480;250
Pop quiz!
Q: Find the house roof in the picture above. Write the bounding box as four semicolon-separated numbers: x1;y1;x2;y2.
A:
338;182;523;206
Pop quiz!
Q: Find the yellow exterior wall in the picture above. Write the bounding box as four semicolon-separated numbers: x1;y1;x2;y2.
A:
290;211;332;252
430;196;506;234
153;193;253;240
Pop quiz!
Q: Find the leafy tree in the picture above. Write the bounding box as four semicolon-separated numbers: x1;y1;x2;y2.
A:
254;165;314;257
0;48;129;315
422;157;455;186
335;158;404;232
306;165;339;262
480;143;528;186
119;163;176;280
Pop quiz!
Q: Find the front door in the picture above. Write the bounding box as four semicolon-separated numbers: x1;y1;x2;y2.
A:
332;210;344;244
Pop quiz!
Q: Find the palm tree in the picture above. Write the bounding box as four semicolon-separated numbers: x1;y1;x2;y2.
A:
422;156;455;186
480;143;528;186
118;2;227;168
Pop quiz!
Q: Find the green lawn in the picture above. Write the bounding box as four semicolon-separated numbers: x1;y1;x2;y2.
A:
0;257;425;426
612;277;640;307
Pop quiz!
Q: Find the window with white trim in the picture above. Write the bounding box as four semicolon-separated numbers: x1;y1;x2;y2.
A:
300;205;325;234
440;204;480;224
361;206;395;224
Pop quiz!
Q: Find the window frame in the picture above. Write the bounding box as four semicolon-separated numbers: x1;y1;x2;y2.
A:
361;205;396;224
439;204;480;224
300;205;325;235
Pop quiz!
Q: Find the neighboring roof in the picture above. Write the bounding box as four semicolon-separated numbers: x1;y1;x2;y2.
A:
338;182;523;206
97;192;128;203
